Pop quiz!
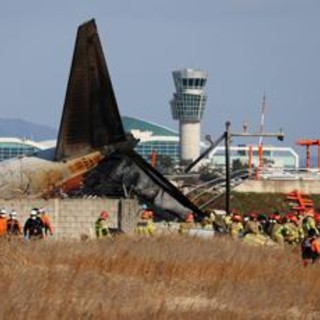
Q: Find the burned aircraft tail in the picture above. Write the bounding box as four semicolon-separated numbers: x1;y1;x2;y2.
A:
55;19;126;161
55;19;205;220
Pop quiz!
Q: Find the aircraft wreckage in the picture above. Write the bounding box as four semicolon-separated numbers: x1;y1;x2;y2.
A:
0;19;205;221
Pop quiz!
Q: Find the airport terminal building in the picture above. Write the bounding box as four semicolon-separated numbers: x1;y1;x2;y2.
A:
0;137;47;161
0;117;181;164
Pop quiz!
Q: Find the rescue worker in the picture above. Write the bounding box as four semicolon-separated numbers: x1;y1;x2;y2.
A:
201;216;213;231
203;210;216;229
311;230;320;263
244;213;262;236
301;228;318;267
32;207;42;224
139;204;148;217
135;208;156;236
258;213;269;235
270;214;285;245
302;208;317;236
38;208;54;236
295;210;305;239
222;211;233;233
229;214;244;239
314;213;320;233
178;212;195;235
0;209;7;238
283;214;301;245
23;209;45;241
6;210;22;239
243;212;276;247
267;213;276;236
242;214;250;229
95;211;111;238
211;211;227;233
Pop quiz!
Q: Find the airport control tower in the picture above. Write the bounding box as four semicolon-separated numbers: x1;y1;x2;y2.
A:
170;68;208;163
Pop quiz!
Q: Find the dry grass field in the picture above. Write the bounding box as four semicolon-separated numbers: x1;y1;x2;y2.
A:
0;236;319;320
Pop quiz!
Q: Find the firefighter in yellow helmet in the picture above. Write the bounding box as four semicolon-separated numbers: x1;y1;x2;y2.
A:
179;212;195;235
135;206;156;236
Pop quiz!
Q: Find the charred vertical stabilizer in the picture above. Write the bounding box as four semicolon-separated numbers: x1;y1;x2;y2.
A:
55;20;125;161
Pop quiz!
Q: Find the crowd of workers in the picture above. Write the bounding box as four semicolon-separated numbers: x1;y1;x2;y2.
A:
96;204;320;266
0;200;318;267
188;207;320;265
2;202;313;266
0;207;54;241
218;207;320;265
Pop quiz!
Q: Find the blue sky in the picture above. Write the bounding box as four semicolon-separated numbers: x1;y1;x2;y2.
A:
0;0;319;154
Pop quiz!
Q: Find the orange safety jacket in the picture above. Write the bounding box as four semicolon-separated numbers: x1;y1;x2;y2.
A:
0;217;8;236
311;238;320;255
40;214;54;235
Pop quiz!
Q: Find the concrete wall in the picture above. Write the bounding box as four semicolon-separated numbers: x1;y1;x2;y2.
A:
0;198;140;239
235;180;320;194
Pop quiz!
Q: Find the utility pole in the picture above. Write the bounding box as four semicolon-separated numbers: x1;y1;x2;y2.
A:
225;121;231;216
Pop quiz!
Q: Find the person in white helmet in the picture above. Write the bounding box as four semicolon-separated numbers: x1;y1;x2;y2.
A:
23;209;45;241
7;210;22;239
